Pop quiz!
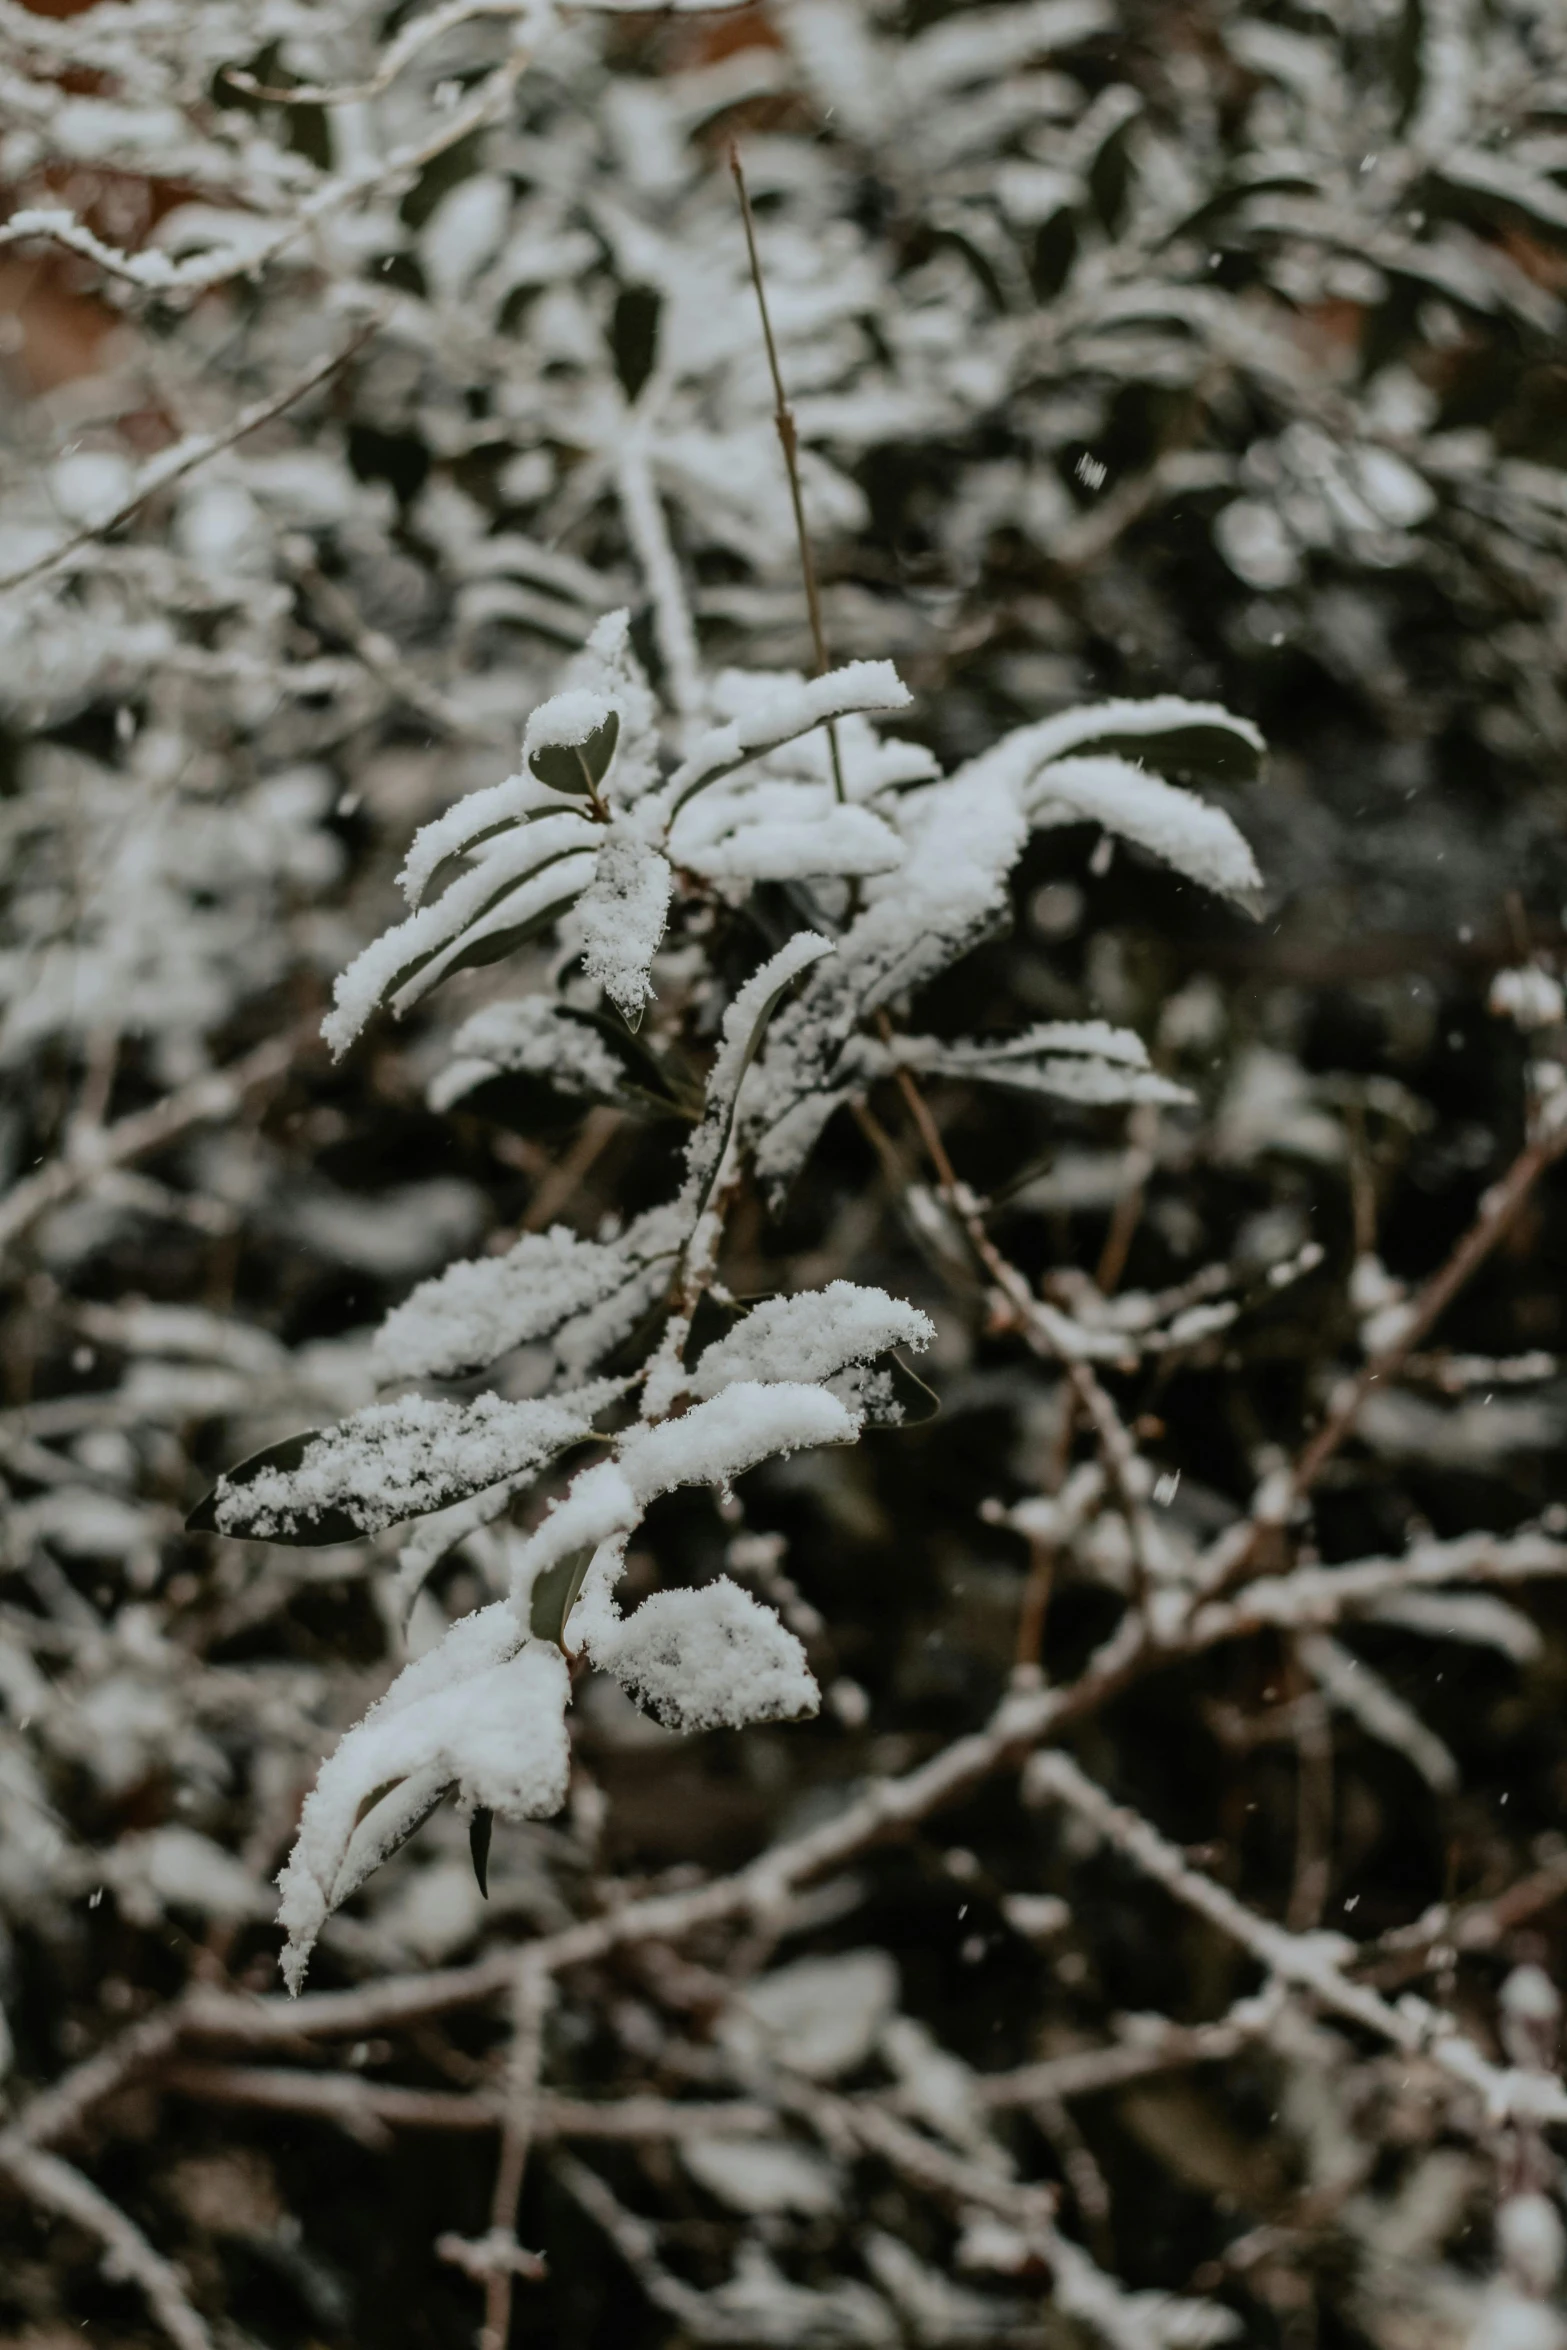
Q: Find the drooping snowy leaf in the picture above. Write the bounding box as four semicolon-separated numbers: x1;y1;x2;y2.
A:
589;1576;819;1731
681;931;836;1219
193;1389;614;1543
512;1382;860;1630
571;828;673;1023
670;782;904;884
430;994;691;1126
275;1605;570;1992
1028;756;1263;911
974;694;1265;785
662;660;912;817
323;814;600;1055
900;1024;1193;1108
690;1281;934;1396
744;771;1027;1196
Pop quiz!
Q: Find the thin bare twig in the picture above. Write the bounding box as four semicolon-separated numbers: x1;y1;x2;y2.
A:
1026;1749;1567;2133
0;2141;213;2350
0;328;379;596
1196;1115;1567;1599
0;1028;307;1261
730;142;847;802
481;1957;552;2350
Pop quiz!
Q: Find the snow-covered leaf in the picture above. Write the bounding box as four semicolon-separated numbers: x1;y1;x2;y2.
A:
690;1281;934;1396
1028;756;1263;911
431;994;693;1127
572;830;673;1024
192;1390;612;1543
276;1605;570;1992
590;1576;819;1731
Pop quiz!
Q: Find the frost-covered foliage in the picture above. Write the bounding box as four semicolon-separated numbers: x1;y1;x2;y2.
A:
203;607;1254;1990
6;3;1567;2349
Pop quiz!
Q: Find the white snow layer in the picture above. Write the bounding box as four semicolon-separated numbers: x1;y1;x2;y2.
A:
275;1608;569;1992
665;658;910;809
588;1576;819;1730
1026;754;1263;907
323;811;597;1053
691;1281;933;1396
508;1381;856;1628
213;1389;609;1537
573;831;673;1018
372;1209;683;1384
429;995;631;1113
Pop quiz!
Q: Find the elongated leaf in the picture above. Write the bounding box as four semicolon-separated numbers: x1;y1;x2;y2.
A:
529;1542;597;1646
198;1392;611;1545
389;886;592;1016
187;1432;362;1546
468;1805;494;1898
685;933;836;1222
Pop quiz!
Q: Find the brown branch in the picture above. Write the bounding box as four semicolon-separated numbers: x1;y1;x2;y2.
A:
162;2063;776;2146
0;2141;213;2350
1196;1115;1567;1598
0;1027;308;1261
0;329;378;596
976;1996;1275;2110
481;1958;551;2350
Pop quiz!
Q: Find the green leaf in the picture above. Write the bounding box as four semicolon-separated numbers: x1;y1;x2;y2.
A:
186;1432;363;1546
421;804;568;906
351;1773;453;1862
529;712;620;796
396;891;586;1012
528;1544;597;1648
690;946;828;1223
448;1009;696;1134
384;846;593;1009
1066;719;1262;784
469;1805;494;1899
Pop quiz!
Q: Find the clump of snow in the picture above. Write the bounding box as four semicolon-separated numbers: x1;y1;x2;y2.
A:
275;1608;570;1992
691;1282;933;1397
589;1576;818;1731
680;2136;840;2216
618;1380;859;1503
214;1390;609;1538
727;1950;899;2079
1490;966;1564;1031
1498;2194;1566;2296
572;830;672;1018
524;685;618;771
